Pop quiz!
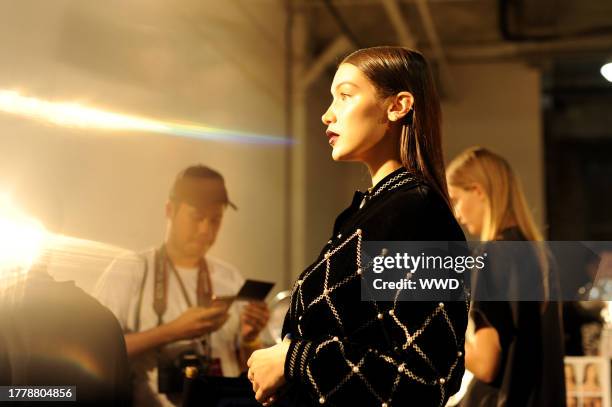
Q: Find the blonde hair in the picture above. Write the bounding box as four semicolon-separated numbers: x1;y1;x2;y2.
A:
446;147;542;242
447;147;549;305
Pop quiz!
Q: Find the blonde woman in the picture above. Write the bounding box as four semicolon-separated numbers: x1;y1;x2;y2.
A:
447;147;565;407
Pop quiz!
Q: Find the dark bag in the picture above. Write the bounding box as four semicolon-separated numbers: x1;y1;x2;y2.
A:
182;373;259;407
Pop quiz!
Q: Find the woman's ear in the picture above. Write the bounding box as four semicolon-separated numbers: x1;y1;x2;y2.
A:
471;183;487;202
387;91;414;122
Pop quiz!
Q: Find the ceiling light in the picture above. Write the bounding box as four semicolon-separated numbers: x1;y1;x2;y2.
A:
601;62;612;83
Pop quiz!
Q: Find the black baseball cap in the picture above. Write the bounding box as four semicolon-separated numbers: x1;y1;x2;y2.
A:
169;165;237;210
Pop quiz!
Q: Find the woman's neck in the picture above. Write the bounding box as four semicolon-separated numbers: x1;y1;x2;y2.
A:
363;126;403;187
368;159;403;188
500;215;518;233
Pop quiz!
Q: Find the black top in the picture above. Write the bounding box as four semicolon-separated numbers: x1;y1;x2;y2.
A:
281;168;468;406
460;227;566;407
0;272;130;406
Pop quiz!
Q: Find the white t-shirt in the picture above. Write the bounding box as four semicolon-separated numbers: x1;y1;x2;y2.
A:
94;248;245;407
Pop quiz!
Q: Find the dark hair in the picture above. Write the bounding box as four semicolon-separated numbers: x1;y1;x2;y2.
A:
342;46;450;206
169;165;237;210
176;165;223;182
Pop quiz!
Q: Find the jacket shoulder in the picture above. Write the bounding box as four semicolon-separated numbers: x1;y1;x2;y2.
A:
364;182;465;241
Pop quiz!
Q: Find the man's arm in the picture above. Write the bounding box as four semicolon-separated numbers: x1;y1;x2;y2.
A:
125;326;175;357
93;253;144;331
238;339;264;369
125;306;230;357
237;302;270;368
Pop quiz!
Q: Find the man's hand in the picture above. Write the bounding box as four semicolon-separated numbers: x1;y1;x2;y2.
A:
124;305;229;357
247;339;289;403
240;301;270;343
166;305;229;341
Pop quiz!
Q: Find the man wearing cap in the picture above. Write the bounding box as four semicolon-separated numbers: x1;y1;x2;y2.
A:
94;165;269;407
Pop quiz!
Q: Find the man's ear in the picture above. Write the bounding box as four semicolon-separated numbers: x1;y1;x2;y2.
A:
387;91;414;122
165;201;175;219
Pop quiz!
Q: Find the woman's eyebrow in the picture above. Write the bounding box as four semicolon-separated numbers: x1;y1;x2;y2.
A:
331;81;359;93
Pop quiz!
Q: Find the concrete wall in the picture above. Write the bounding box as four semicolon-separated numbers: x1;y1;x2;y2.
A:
442;62;545;236
0;0;288;293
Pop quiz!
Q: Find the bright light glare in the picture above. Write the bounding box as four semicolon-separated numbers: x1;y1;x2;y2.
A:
601;63;612;83
0;90;163;131
0;195;48;274
0;90;289;145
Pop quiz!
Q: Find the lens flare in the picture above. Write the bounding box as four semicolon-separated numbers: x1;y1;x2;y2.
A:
0;195;48;275
0;90;290;145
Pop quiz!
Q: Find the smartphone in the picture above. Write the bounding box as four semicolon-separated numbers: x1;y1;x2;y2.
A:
210;295;236;311
235;279;275;301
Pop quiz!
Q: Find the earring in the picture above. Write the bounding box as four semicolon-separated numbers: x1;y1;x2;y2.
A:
406;108;414;125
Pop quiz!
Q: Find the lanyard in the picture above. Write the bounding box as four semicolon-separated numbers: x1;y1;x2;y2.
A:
147;246;217;372
153;245;213;326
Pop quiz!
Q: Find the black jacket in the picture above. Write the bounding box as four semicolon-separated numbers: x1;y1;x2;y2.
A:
0;272;131;406
461;228;566;407
282;168;468;406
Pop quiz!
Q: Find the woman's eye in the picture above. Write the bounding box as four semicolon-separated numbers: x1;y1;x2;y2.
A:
340;93;350;99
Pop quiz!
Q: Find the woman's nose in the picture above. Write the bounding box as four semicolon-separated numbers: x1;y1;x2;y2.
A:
321;105;335;125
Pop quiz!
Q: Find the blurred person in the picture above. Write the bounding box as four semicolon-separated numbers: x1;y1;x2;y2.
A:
94;165;269;407
0;260;130;406
565;363;577;392
564;301;605;356
247;47;468;406
584;397;603;407
447;147;566;407
582;363;601;392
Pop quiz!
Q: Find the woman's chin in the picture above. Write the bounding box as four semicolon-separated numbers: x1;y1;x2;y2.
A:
331;146;354;162
331;147;344;161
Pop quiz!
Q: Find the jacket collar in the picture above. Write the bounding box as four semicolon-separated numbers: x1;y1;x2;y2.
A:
365;167;412;198
352;167;417;211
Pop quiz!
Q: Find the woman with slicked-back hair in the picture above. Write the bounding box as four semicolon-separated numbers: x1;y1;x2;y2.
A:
247;47;468;406
447;147;565;407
